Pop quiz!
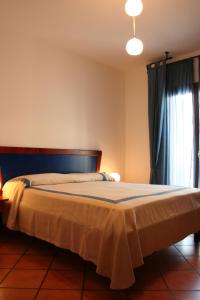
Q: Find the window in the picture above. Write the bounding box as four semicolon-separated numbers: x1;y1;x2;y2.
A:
167;91;194;187
167;83;199;187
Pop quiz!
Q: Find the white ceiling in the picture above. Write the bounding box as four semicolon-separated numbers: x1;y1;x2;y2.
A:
0;0;200;70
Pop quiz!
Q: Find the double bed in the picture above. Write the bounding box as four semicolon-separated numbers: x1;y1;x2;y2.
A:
1;146;200;289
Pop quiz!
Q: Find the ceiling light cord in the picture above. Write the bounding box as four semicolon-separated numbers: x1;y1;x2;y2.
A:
125;0;144;56
133;16;136;37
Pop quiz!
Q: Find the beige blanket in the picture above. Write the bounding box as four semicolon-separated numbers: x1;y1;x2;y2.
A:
3;174;200;289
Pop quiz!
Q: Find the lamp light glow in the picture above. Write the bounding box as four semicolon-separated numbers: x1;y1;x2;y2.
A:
126;37;143;55
125;0;143;17
0;168;3;196
109;172;121;182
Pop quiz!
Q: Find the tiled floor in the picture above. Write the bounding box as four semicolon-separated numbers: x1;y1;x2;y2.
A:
0;230;200;300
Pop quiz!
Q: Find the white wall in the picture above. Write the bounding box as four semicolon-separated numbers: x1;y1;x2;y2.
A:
0;34;125;175
1;28;198;183
125;61;150;183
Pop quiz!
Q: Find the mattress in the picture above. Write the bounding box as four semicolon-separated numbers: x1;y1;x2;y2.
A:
3;173;200;289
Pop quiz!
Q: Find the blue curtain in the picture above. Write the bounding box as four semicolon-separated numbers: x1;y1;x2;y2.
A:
166;59;194;96
147;59;194;185
147;63;168;184
198;57;200;187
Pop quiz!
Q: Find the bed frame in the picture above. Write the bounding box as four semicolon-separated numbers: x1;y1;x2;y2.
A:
0;146;102;184
1;146;199;243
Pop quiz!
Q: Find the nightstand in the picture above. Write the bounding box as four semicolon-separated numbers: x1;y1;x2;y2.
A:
0;196;8;228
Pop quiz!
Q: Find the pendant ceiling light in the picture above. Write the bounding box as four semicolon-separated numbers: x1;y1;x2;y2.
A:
125;0;144;56
125;0;143;17
126;37;143;56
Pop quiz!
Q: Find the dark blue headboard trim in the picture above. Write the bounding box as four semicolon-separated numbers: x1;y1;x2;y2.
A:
0;147;102;184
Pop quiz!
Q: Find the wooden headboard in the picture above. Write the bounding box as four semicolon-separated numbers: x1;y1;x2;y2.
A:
0;146;102;184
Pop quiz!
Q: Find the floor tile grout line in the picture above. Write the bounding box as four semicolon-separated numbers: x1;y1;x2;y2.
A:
182;253;200;277
2;229;127;297
167;241;200;276
3;230;200;297
159;248;200;299
160;256;197;273
159;270;176;300
172;245;186;257
32;248;58;300
175;242;200;256
0;247;30;285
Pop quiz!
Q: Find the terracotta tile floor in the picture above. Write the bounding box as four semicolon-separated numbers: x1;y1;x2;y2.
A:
0;229;200;299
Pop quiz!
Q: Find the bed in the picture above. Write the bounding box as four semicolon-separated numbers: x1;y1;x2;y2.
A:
1;146;200;289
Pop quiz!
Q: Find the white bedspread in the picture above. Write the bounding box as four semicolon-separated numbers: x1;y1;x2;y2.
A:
3;175;200;289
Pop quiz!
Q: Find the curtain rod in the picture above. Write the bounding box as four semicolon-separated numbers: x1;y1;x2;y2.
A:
147;52;172;68
147;53;200;68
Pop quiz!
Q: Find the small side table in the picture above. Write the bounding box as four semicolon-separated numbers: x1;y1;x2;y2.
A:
0;196;9;228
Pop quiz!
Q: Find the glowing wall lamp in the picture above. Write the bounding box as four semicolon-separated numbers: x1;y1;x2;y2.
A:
109;172;121;182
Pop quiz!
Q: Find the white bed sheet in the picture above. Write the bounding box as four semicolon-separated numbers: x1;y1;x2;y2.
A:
3;179;200;289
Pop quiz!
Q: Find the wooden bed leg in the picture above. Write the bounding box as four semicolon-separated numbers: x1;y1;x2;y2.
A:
194;231;200;242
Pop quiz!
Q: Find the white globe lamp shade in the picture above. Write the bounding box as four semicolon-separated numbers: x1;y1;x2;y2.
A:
125;0;143;17
126;38;143;55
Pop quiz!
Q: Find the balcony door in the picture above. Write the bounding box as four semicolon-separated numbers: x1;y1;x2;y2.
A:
167;83;199;188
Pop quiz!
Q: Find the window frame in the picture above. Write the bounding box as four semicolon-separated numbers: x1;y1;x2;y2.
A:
194;82;199;187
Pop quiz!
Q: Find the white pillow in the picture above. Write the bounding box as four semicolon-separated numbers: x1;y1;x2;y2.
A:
10;172;114;186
